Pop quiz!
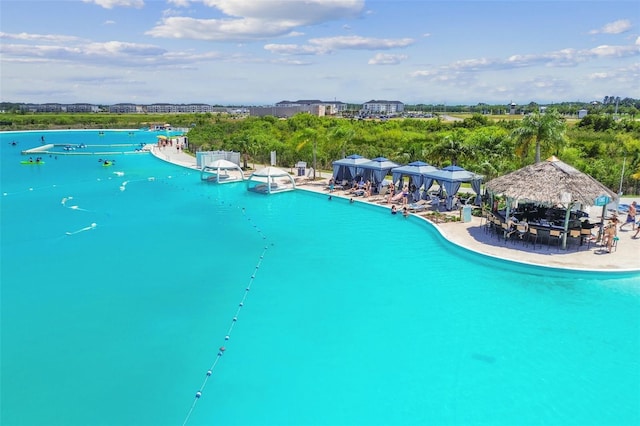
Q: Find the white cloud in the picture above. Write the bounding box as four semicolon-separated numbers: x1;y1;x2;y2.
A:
264;35;414;57
146;16;298;41
147;0;365;41
589;44;640;58
368;53;408;65
410;40;640;80
201;0;364;23
0;35;169;67
264;43;326;55
589;19;632;35
82;0;144;9
588;62;640;83
0;32;80;43
167;0;191;7
308;35;414;50
409;69;438;78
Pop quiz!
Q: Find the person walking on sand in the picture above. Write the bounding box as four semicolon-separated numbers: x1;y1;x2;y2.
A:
620;201;637;231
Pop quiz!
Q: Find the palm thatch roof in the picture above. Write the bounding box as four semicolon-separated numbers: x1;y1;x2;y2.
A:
485;156;617;206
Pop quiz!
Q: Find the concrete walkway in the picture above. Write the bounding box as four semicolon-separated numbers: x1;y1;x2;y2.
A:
148;144;202;170
147;147;640;273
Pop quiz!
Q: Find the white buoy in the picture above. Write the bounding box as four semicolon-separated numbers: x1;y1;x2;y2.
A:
195;391;202;398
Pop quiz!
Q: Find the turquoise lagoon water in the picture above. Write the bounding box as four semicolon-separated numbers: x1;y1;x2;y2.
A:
1;130;639;426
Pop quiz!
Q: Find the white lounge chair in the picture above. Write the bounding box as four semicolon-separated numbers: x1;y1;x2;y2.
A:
408;199;430;212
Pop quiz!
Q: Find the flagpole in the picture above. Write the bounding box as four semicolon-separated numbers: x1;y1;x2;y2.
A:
618;155;626;196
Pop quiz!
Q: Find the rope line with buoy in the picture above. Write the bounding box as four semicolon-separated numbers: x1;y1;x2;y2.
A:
182;205;271;426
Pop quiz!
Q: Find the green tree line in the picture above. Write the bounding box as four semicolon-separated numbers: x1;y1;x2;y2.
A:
1;110;639;194
185;111;640;195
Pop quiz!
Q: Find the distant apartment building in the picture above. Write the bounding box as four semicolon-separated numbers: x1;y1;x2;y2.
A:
20;102;100;113
66;103;100;113
20;103;65;113
275;99;348;116
109;103;141;114
249;105;308;118
361;100;404;115
145;103;221;113
15;100;352;116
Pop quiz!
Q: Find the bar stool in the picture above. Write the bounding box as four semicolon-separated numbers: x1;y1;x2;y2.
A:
548;229;563;250
567;229;582;250
580;228;593;249
611;236;619;252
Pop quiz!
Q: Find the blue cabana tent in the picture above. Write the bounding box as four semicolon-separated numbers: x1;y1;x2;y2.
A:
358;157;400;191
422;165;484;210
391;161;438;201
332;154;371;182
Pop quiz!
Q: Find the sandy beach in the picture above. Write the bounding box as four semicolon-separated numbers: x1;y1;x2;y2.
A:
149;146;640;273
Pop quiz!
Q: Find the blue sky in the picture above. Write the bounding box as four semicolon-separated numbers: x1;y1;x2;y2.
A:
1;0;638;105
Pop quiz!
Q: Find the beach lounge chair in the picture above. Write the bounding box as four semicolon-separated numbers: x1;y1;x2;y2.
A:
430;196;441;211
390;191;405;204
370;185;388;202
408;200;429;212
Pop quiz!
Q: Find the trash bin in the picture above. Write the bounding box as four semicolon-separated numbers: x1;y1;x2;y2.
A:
295;161;306;176
461;205;472;222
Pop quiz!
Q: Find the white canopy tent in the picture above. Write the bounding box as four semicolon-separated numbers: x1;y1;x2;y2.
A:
201;159;244;184
247;166;296;194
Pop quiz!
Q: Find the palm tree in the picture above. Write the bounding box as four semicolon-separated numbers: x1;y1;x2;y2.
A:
429;129;470;166
511;110;566;163
294;128;319;179
328;125;355;159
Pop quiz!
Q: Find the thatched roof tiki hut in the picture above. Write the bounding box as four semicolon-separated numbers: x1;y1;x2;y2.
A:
484;156;617;249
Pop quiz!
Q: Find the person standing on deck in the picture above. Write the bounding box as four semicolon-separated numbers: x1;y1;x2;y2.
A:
620;201;637;231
